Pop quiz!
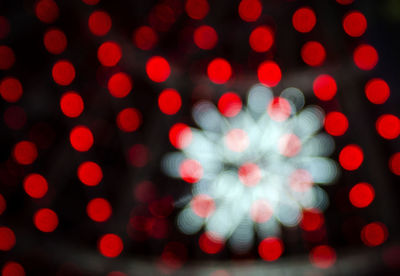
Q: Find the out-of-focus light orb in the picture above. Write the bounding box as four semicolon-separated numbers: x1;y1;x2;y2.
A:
207;58;232;84
133;26;158;51
349;182;375;208
34;208;58;232
238;0;262;22
389;153;400;176
43;28;67;54
165;85;337;255
376;114;400;140
258;237;284;261
97;41;122;67
257;61;281;87
365;78;390;104
185;0;209;20
292;7;316;33
0;227;15;251
339;144;363;171
0;77;23;102
52;60;75;86
324;111;348;136
361;222;388;247
87;198;112;222
199;232;224;254
23;173;48;199
107;72;132;98
310;245;336;268
301;41;326;67
146;56;171;83
88;10;112;36
13;141;38;165
69;125;94;152
98;233;123;258
313;74;337;101
1;262;25;276
300;209;324;231
158;89;181;115
35;0;59;24
78;161;103;186
343;11;367;37
116;108;141;132
353;44;378;70
249;26;274;53
194;25;218;50
218;92;242;117
60;91;84;118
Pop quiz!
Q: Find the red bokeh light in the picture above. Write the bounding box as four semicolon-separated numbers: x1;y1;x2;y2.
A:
239;163;262;187
87;198;112;222
69;126;94;152
225;128;249;152
34;208;58;232
218;92;242;117
98;41;122;67
365;78;390;104
300;209;324;231
0;77;23;102
343;11;367;37
13;141;38;165
185;0;209;20
238;0;262;22
116;108;141;132
35;0;59;24
313;74;337;101
389;153;400;176
88;11;112;36
199;232;224;254
249;26;274;53
207;58;232;84
376;114;400;140
23;173;48;199
278;133;302;157
52;60;75;86
98;234;123;258
78;161;103;186
339;144;364;171
146;56;171;83
179;159;203;183
1;262;25;276
250;200;272;223
43;28;67;54
133;26;158;50
301;41;326;67
258;237;283;261
292;7;316;33
267;97;291;122
60;91;84;118
0;227;15;251
191;194;215;218
194;25;218;50
257;61;281;87
353;44;378;70
169;123;192;149
108;72;132;98
349;182;375;208
361;222;388;247
0;46;15;70
158;89;182;115
310;245;336;268
324;111;349;136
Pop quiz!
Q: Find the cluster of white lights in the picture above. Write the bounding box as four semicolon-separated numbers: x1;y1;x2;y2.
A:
163;84;338;253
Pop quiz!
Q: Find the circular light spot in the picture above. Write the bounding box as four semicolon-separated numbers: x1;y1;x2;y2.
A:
239;163;262;187
389;153;400;176
88;11;111;36
191;194;215;218
207;58;232;84
35;0;59;23
87;198;112;222
0;227;15;251
257;61;281;87
301;41;326;67
146;56;171;83
300;209;324;231
365;78;390;104
349;182;375;208
353;44;378;70
34;208;58;232
97;41;122;67
0;77;23;102
98;234;123;258
361;222;388;247
69;125;94;152
313;74;337;101
107;72;132;98
258;237;283;261
292;7;316;33
199;232;224;254
289;169;313;192
52;60;75;86
23;173;48;199
179;159;203;183
339;144;363;171
278;133;302;157
2;262;25;276
13;141;38;165
267;97;291;122
43;28;67;54
60;91;84;118
238;0;262;22
225;128;249;152
0;46;15;70
133;26;158;50
116;108;141;132
249;26;274;53
194;25;218;50
310;245;336;268
343;11;367;37
185;0;209;20
78;161;103;186
324;111;348;136
169;123;192;149
218;92;242;117
376;114;400;140
158;89;181;115
250;200;273;223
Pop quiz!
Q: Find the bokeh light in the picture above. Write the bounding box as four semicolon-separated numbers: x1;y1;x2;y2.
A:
98;234;123;258
146;56;171;83
324;111;348;136
185;0;209;20
116;108;141;132
23;173;48;199
78;161;103;186
69;126;94;152
249;26;274;53
339;144;364;171
238;0;262;22
218;92;242;117
108;72;132;98
13;141;38;165
0;227;15;251
97;41;122;67
343;11;367;37
365;78;390;104
87;198;112;222
207;58;232;84
257;61;281;87
301;41;326;67
292;7;316;33
35;0;59;24
349;182;375;208
361;222;388;247
0;46;15;70
0;77;23;103
88;11;112;36
376;114;400;140
258;237;283;261
313;74;337;101
309;245;336;268
158;89;182;115
60;91;84;118
43;28;67;54
34;208;58;232
353;44;378;70
52;60;75;86
194;25;218;50
133;26;158;51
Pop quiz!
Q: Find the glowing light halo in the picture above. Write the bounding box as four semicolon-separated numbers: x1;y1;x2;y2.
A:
163;84;338;253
